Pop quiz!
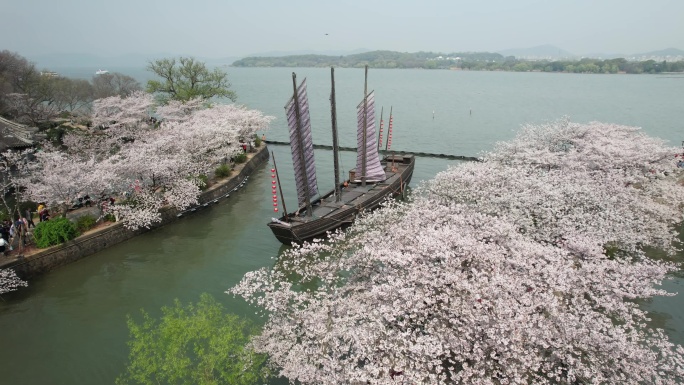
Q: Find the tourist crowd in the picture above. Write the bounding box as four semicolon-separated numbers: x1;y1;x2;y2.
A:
0;211;36;256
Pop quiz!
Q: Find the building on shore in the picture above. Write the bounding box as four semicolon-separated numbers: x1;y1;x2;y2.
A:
0;116;42;152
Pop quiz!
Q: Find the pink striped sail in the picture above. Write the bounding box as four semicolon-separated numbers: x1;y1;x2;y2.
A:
285;79;318;206
355;91;386;182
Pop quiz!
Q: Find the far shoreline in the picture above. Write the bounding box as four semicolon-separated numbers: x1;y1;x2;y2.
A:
228;66;684;75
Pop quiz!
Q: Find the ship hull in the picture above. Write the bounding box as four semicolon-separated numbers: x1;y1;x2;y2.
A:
268;154;415;244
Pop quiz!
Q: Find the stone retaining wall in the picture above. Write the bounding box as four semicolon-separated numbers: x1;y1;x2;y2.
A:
1;146;270;279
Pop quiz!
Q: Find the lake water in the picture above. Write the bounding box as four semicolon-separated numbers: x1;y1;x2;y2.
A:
0;68;683;384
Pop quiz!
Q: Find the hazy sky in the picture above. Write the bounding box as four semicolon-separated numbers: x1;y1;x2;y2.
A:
2;0;682;58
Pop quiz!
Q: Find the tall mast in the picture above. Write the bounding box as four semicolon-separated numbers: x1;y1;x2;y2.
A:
330;67;341;202
291;72;313;216
385;105;393;151
377;106;384;151
362;65;368;187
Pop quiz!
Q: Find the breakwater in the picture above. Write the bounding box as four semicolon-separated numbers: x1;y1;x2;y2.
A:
265;140;480;162
0;145;270;278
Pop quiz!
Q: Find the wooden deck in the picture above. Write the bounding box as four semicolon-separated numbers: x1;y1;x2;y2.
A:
268;155;414;243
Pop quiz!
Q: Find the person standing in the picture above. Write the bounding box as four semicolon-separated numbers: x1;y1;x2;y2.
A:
8;221;16;251
25;208;35;228
37;203;45;222
19;216;29;247
0;221;8;241
0;236;8;256
13;217;23;247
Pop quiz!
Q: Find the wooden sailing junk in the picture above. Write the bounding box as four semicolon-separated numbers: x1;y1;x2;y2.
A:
268;67;415;244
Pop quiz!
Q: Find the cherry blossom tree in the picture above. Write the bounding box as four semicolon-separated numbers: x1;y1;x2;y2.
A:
99;139;204;228
153;97;205;122
17;91;273;230
230;120;684;384
88;91;155;148
232;199;683;384
0;268;27;295
91;90;155;128
427;119;684;259
94;102;272;229
13;146;115;217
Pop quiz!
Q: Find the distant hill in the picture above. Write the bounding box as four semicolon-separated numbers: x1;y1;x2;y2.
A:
570;48;684;60
633;48;684;57
626;48;684;61
497;45;576;60
496;46;684;61
247;48;371;57
231;50;505;69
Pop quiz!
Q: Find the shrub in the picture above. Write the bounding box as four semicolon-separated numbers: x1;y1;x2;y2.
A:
234;152;247;164
75;215;97;233
197;174;208;190
103;213;116;222
33;217;79;248
214;164;231;178
46;126;67;145
254;134;262;147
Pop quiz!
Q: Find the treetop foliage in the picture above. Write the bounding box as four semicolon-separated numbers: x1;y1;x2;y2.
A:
117;293;269;385
231;120;684;384
146;57;237;104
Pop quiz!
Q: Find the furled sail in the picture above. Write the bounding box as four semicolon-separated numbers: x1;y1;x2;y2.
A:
285;78;318;206
355;91;386;182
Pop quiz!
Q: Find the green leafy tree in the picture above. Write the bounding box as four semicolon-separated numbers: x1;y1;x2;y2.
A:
146;57;237;104
116;293;268;385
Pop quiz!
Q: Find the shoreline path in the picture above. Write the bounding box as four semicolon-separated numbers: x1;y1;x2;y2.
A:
0;145;269;276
